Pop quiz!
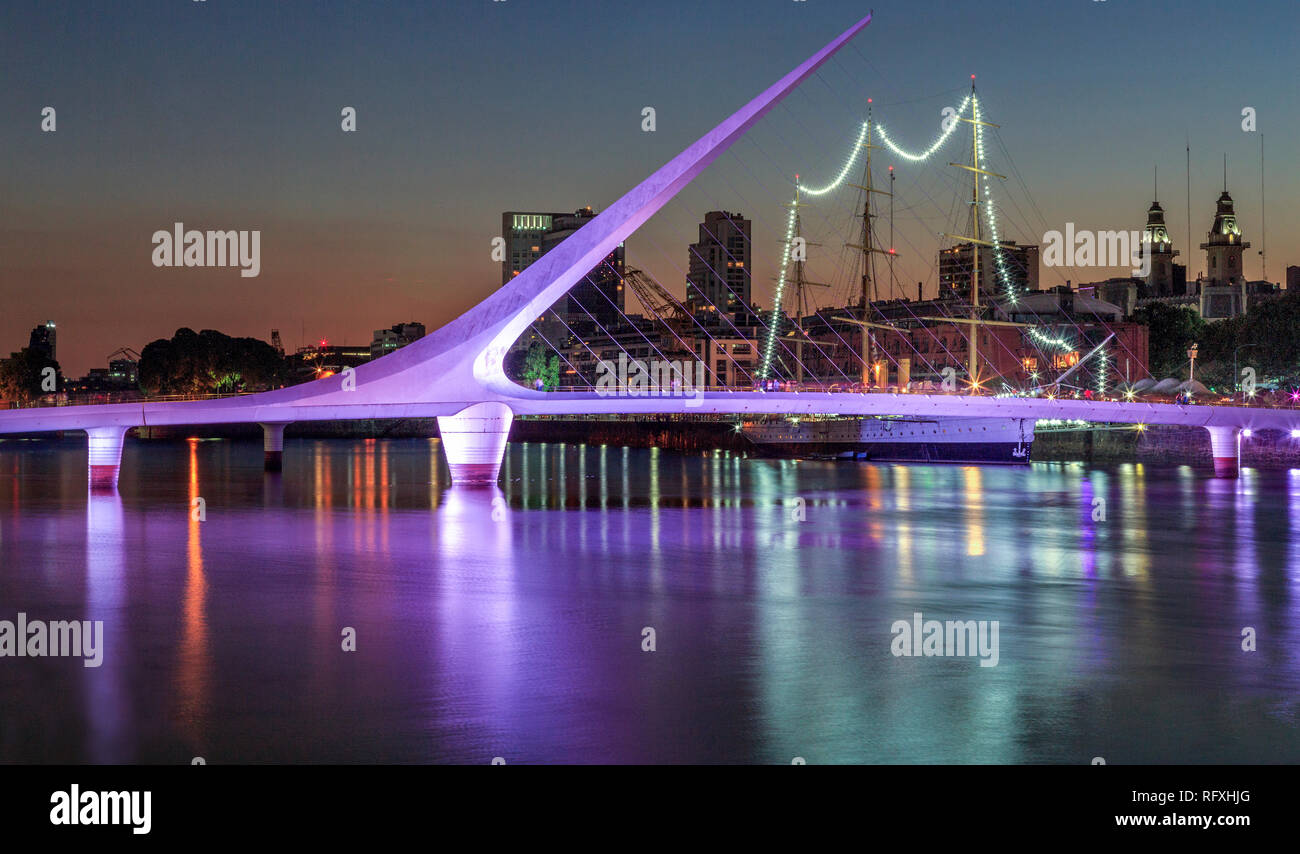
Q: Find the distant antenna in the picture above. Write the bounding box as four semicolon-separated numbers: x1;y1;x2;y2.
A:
1185;135;1191;271
1260;133;1267;281
1223;153;1227;192
1154;164;1158;201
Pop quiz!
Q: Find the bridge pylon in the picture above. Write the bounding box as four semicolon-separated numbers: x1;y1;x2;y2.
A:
436;402;514;485
260;422;291;471
87;426;130;491
1205;425;1241;478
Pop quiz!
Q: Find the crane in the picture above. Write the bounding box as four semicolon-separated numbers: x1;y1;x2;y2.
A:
621;267;691;325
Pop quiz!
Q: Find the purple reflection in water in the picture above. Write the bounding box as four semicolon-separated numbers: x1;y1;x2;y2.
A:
0;436;1298;763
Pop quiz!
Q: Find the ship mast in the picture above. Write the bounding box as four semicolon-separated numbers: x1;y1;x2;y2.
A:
847;100;892;387
945;77;1004;394
792;181;807;384
779;178;826;385
968;81;981;392
888;166;896;302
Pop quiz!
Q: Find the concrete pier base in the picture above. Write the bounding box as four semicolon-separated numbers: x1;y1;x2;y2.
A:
1205;425;1241;478
437;402;513;484
260;422;290;471
86;426;130;491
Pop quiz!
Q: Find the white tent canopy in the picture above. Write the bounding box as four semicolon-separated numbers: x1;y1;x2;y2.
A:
1151;378;1182;394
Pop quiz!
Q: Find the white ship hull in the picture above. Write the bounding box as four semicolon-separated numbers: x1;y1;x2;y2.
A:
741;416;1034;464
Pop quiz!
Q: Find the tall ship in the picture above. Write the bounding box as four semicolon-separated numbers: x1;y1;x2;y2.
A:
747;80;1038;466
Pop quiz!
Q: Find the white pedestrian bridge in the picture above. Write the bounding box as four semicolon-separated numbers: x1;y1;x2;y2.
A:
0;12;1277;485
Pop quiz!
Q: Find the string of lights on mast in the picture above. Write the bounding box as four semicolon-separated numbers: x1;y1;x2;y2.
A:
760;84;1076;383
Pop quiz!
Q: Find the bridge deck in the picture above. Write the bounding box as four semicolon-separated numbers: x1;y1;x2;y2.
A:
0;391;1293;434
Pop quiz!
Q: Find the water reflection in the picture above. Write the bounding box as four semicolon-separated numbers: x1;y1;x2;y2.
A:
0;436;1297;763
85;491;127;763
175;439;210;753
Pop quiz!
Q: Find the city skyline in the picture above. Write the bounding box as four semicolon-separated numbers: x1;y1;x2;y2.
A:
5;0;1300;785
2;0;1295;376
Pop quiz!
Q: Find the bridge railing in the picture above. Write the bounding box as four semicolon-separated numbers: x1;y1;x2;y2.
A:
543;382;1300;410
2;390;260;410
8;383;1300;411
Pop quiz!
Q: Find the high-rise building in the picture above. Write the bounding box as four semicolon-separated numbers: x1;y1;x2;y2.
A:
501;208;625;327
1287;265;1300;291
28;320;56;361
107;356;138;386
938;241;1039;301
542;208;625;326
686;211;752;321
370;322;426;360
501;211;565;286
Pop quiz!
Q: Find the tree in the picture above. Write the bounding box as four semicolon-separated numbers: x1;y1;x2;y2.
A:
1135;291;1300;391
543;352;560;390
1133;303;1204;380
0;347;60;405
515;341;560;390
1199;290;1300;390
139;328;288;395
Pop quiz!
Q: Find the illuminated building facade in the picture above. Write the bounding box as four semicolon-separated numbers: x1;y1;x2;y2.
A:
686;211;753;322
502;208;625;328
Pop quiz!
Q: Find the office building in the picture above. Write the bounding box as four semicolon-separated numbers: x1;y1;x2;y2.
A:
686;211;752;321
501;207;625;327
938;241;1039;301
371;322;426;360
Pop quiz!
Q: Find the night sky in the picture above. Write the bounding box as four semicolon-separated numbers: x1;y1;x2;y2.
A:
2;0;1296;375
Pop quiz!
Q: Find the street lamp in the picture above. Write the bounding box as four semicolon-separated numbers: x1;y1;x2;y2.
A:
1233;343;1259;403
1186;342;1198;383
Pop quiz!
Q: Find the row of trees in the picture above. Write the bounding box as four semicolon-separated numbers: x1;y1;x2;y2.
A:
0;348;60;405
1;328;287;404
138;328;289;395
1134;290;1300;391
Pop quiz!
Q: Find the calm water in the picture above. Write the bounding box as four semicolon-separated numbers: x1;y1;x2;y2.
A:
0;435;1298;764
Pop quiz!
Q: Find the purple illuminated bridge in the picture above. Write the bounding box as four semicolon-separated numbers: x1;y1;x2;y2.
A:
0;12;1281;484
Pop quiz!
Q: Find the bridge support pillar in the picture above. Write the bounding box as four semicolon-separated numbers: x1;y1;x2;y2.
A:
1206;425;1240;478
87;426;130;491
437;402;513;484
260;422;291;471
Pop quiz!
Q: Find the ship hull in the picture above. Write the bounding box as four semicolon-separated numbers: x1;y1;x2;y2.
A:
741;416;1034;465
746;440;1030;464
